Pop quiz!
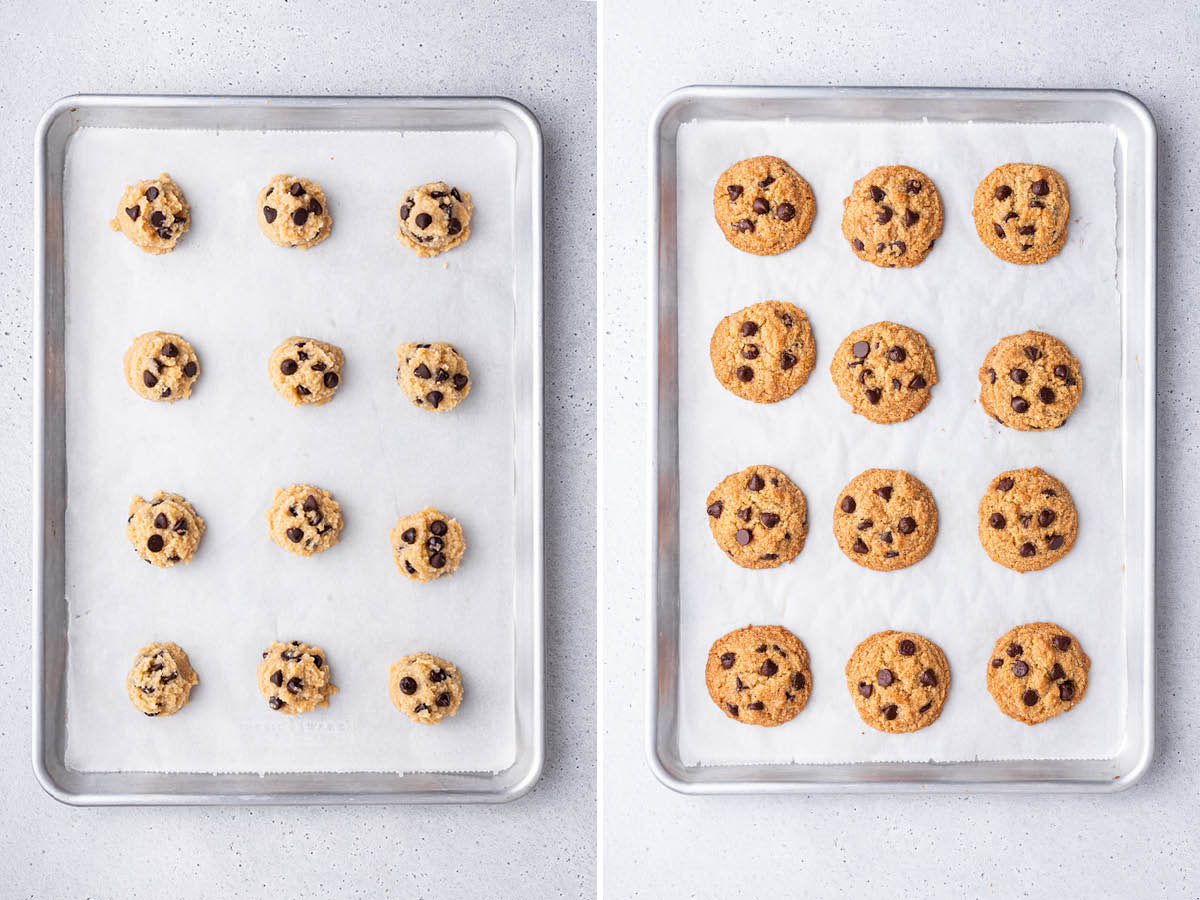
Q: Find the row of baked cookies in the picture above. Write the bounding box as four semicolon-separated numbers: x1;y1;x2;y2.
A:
706;622;1090;732
715;155;1070;266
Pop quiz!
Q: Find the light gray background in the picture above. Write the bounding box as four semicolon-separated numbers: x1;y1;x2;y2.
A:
600;0;1198;896
1;1;595;897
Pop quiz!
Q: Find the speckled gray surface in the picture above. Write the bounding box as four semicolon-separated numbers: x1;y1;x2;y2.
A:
600;1;1198;896
1;1;594;897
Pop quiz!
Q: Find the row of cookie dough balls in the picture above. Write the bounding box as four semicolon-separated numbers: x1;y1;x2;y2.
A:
710;301;1083;430
109;173;474;258
128;640;464;724
126;490;466;581
707;464;1078;575
124;331;471;412
706;622;1090;732
714;155;1071;266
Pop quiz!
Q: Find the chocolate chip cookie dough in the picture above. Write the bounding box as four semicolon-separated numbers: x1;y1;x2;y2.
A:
109;173;190;254
396;342;471;411
987;623;1089;724
388;653;464;724
257;640;337;714
834;469;938;571
391;507;466;581
396;181;473;257
712;155;816;256
706;465;808;570
846;631;950;733
266;484;343;557
978;467;1078;572
979;331;1083;431
841;165;943;267
830;321;938;424
973;163;1070;264
705;624;812;727
123;331;200;402
126;642;199;716
268;336;344;405
126;492;205;567
257;175;332;249
709;301;815;403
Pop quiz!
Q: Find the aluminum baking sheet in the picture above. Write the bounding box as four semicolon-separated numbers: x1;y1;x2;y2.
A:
646;87;1155;793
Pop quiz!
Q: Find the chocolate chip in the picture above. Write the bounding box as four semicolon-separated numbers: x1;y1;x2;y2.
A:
1016;225;1035;237
740;345;759;361
1031;179;1049;196
183;361;197;377
1007;642;1023;657
707;501;723;518
891;240;907;255
992;658;1003;668
1003;211;1018;221
311;655;322;669
1021;244;1034;251
429;668;446;683
400;528;417;544
735;529;751;546
760;512;779;528
270;670;283;687
906;180;922;194
897;516;916;534
262;206;277;223
989;513;1006;529
1029;199;1045;209
1024;346;1042;362
1048;663;1066;681
865;388;882;404
852;238;865;252
856;519;873;530
125;206;140;221
286;527;303;543
1010;367;1028;384
323;371;339;388
292;208;309;226
149;210;165;228
413;702;429;713
902;209;919;227
756;644;767;653
736;365;753;382
727;185;743;201
1038;509;1056;527
1019;542;1036;557
882;704;898;721
399;203;411;220
841;496;856;513
452;373;468;390
898;639;916;656
280;358;299;377
1022;689;1039;706
741;321;758;337
878;531;893;544
145;186;159;201
746;701;765;711
426;390;444;407
875;668;894;687
415;212;433;229
884;346;906;363
776;202;796;221
908;374;927;390
1011;396;1030;413
1047;534;1065;550
398;676;418;695
434;692;452;708
734;219;754;233
426;535;445;553
852;340;870;358
1012;660;1029;677
858;682;872;698
791;672;805;691
146;534;163;553
153;512;168;529
852;538;869;554
869;186;884;202
142;370;158;388
994;185;1013;201
760;659;778;677
1053;635;1071;651
759;175;775;188
998;477;1014;491
875;485;893;501
269;697;284;710
752;197;769;215
404;561;416;575
726;703;739;716
430;552;447;568
747;473;765;491
1039;386;1055;404
720;652;735;669
1059;681;1076;701
875;205;893;224
780;352;797;370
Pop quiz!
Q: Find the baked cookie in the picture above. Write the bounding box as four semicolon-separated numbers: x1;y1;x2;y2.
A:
396;342;471;412
705;624;812;727
388;653;464;724
834;469;938;571
126;642;199;717
391;507;466;581
257;640;337;714
845;631;950;733
987;623;1089;724
268;336;344;406
973;163;1070;264
830;321;937;424
705;465;808;570
109;173;190;254
396;181;473;257
979;331;1083;431
126;492;205;568
123;330;200;402
712;155;815;256
709;301;815;403
978;467;1077;572
841;165;942;267
265;484;343;557
257;175;332;250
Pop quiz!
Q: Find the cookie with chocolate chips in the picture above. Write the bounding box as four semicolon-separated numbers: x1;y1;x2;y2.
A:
705;624;812;727
268;336;344;406
706;465;808;570
833;469;938;571
265;484;343;557
125;491;205;568
709;301;815;403
978;467;1078;572
109;173;190;254
123;330;200;402
973;163;1070;264
845;631;950;733
396;342;471;412
712;155;815;256
257;175;332;250
979;330;1083;431
396;181;473;257
388;653;464;724
841;165;943;267
126;642;199;717
257;640;337;714
987;623;1089;724
830;321;938;424
391;506;466;582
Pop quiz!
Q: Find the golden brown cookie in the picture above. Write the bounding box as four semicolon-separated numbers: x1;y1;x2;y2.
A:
388;653;464;724
705;465;808;570
396;342;471;412
109;173;190;254
268;336;344;406
125;492;205;568
846;631;950;733
978;467;1077;572
123;331;200;402
830;321;937;424
396;181;473;257
257;175;332;250
712;155;815;256
265;484;343;557
705;624;812;727
391;507;466;581
833;469;938;571
841;165;942;267
709;301;815;404
257;640;337;714
126;642;199;717
979;331;1083;431
973;163;1069;264
987;623;1089;724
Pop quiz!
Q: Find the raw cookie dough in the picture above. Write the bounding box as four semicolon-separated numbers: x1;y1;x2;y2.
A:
109;173;190;254
705;624;812;727
709;301;815;404
706;464;808;570
841;165;943;267
396;342;471;412
126;492;205;568
979;330;1083;431
257;175;332;249
830;321;938;424
973;163;1070;264
978;467;1078;572
265;484;343;557
987;622;1090;724
396;181;473;257
123;330;200;402
388;653;464;724
712;155;816;256
126;641;199;717
268;336;344;405
391;507;466;581
846;630;950;733
834;468;938;572
257;640;337;714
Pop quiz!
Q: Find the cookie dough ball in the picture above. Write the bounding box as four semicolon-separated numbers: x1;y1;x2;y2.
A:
126;492;205;568
396;342;471;412
268;336;344;406
830;321;938;424
705;465;808;570
987;623;1090;724
257;175;332;249
126;642;199;717
257;640;337;714
705;624;811;727
388;653;464;724
973;163;1070;264
109;173;190;255
834;469;938;571
396;181;473;257
123;330;200;402
712;155;815;256
846;631;950;733
980;331;1083;431
978;467;1078;572
265;484;343;557
391;507;466;581
709;301;815;404
841;165;943;267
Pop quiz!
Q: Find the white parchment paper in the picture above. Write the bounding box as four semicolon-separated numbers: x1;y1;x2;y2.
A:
675;119;1124;765
63;125;519;774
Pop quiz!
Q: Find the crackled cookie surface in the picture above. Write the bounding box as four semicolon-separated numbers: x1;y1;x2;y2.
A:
396;181;473;257
979;331;1083;431
830;321;937;424
391;507;466;581
126;492;205;567
257;175;332;249
388;653;464;724
712;155;815;256
846;631;950;733
266;484;343;556
987;623;1089;724
396;342;471;412
978;467;1078;572
973;163;1070;264
268;336;344;405
109;173;190;254
257;640;337;714
706;464;808;570
126;642;199;716
705;624;811;727
709;301;815;403
841;165;942;267
834;469;938;571
123;330;200;402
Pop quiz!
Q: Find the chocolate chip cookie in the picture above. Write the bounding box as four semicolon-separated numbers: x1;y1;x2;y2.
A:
705;465;808;570
126;492;205;568
830;321;937;424
973;163;1070;264
834;469;938;571
396;342;471;412
257;640;337;714
257;175;332;250
265;484;343;557
123;331;199;402
978;467;1078;572
979;331;1083;431
841;165;943;267
846;631;950;733
388;653;464;724
709;301;815;403
705;624;812;727
391;507;466;581
987;623;1089;724
109;173;190;254
396;181;473;257
268;336;344;406
712;155;815;256
126;642;198;717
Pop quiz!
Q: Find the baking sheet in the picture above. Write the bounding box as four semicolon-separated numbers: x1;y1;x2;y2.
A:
62;125;518;774
674;119;1123;766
